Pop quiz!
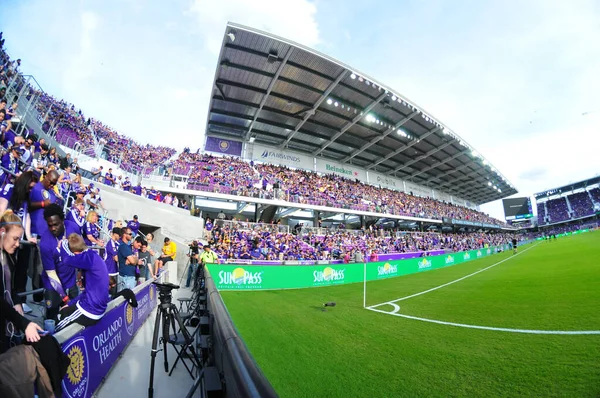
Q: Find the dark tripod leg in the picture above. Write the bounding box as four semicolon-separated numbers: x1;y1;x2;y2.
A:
148;305;163;398
162;308;171;372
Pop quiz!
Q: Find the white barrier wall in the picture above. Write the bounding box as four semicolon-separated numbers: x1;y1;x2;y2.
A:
83;177;204;242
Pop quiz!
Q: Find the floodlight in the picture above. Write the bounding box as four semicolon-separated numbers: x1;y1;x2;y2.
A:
326;98;333;105
334;102;339;107
488;181;492;186
227;32;235;42
392;95;397;101
350;73;356;79
249;136;256;143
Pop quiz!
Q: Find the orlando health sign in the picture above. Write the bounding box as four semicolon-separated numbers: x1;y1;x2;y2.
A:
60;283;157;398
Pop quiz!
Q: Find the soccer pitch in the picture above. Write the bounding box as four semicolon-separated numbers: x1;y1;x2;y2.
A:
221;232;600;397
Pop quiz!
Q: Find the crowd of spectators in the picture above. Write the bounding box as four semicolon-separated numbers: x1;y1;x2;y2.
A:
204;218;519;262
180;153;507;226
538;189;599;225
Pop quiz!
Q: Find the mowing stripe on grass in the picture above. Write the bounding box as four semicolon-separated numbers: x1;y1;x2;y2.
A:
367;242;600;335
369;242;541;309
367;307;600;335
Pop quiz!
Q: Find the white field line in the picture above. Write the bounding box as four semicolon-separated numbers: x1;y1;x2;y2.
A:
369;242;540;309
367;307;600;335
366;242;600;335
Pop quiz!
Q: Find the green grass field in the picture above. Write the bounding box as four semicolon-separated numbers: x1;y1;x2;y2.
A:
221;232;600;397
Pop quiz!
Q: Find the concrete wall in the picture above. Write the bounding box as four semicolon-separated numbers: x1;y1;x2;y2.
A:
81;178;203;281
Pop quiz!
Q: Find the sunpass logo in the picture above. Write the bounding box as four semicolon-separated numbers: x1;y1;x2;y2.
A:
418;258;432;269
377;263;398;276
325;164;359;177
445;255;455;264
313;267;345;285
260;150;301;163
218;267;263;288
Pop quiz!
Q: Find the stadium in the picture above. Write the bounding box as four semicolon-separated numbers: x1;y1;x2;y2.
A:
0;14;599;398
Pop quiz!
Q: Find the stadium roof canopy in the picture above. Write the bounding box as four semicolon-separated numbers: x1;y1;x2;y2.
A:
534;176;600;199
205;22;518;205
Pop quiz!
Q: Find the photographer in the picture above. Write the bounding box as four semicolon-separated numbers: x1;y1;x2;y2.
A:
185;240;200;288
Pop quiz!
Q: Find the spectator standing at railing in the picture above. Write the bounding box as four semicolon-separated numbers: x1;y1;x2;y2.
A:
28;170;59;236
127;215;140;237
105;227;122;296
104;168;115;186
122;176;131;192
70;157;79;174
83;210;104;247
31;143;49;174
84;189;102;212
66;198;86;234
117;230;144;292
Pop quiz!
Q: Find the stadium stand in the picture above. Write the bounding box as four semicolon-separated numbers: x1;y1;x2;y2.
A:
179;153;508;226
567;191;595;218
206;220;519;261
544;197;570;224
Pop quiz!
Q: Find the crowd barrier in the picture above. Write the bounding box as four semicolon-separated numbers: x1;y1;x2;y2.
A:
208;244;519;291
54;271;165;398
535;229;591;239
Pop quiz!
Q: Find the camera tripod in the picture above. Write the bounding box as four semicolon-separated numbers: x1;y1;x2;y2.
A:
148;282;202;398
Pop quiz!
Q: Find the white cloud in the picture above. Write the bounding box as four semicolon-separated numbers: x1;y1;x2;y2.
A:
189;0;320;54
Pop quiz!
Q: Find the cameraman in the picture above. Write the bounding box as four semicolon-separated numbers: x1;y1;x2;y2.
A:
185;240;200;288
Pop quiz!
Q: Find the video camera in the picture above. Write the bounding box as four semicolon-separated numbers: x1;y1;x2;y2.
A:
152;281;180;292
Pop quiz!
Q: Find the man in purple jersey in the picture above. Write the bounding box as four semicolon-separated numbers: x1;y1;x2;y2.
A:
28;170;59;236
55;233;109;332
40;204;82;320
127;215;140;237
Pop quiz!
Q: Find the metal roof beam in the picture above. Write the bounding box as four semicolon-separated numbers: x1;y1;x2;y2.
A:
245;48;293;141
314;91;387;156
425;163;471;184
391;141;453;174
408;150;468;179
366;126;440;170
342;111;419;163
279;70;348;149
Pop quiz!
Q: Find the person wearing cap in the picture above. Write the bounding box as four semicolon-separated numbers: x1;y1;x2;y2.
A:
122;176;131;192
127;215;140;237
0;144;23;186
103;167;115;186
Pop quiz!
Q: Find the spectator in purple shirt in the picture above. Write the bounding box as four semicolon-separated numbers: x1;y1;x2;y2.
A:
28;170;59;236
55;233;109;332
83;210;104;247
127;215;140;236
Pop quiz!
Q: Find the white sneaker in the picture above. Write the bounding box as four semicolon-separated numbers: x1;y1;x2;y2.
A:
22;303;33;314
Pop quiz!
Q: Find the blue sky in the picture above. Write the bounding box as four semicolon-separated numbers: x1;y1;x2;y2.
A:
3;0;600;219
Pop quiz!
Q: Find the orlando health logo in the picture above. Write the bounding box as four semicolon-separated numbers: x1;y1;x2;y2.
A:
62;336;90;398
218;267;263;288
476;250;483;258
463;252;471;260
313;267;345;284
124;302;135;336
377;262;398;277
418;258;432;269
445;255;455;265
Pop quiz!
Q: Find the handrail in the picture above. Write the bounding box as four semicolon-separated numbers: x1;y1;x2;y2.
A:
204;267;279;398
